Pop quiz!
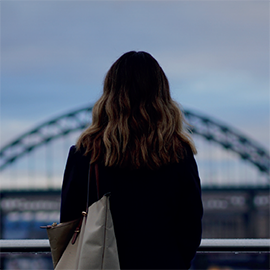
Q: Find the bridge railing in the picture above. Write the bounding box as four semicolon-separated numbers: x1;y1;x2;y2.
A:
1;238;269;252
1;239;269;270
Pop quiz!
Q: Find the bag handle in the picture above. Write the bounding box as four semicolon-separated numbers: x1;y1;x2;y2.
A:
86;163;100;210
71;163;100;245
95;164;100;200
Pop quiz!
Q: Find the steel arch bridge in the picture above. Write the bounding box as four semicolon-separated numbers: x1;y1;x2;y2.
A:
0;105;269;179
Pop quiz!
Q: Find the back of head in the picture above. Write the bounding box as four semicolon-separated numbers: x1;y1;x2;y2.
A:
77;51;196;169
104;51;171;111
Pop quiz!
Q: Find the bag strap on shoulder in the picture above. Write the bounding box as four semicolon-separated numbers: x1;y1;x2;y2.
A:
86;164;100;210
95;164;100;200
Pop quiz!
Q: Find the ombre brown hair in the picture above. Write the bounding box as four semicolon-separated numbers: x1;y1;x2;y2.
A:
77;51;196;169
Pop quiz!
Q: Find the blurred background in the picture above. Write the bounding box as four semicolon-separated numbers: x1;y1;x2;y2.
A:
0;1;269;269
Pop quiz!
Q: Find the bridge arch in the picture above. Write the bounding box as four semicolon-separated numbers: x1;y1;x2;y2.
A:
0;105;269;179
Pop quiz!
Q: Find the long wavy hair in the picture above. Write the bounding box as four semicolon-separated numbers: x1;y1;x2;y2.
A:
77;51;196;169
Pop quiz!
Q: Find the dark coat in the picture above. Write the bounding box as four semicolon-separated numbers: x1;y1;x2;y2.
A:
60;145;203;269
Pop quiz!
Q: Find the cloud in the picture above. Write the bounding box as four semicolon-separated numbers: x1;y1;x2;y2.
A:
1;0;269;151
2;1;268;75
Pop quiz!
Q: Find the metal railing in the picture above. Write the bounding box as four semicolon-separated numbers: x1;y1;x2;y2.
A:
0;239;269;253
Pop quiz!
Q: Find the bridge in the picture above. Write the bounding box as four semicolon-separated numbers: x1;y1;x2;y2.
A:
0;104;269;190
0;105;269;241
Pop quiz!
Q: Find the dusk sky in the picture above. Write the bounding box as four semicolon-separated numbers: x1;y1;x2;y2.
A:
1;1;269;153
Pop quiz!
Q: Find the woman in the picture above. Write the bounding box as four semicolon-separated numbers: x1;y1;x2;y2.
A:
60;51;203;269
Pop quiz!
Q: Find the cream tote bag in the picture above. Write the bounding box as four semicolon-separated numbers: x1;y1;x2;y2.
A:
43;164;120;270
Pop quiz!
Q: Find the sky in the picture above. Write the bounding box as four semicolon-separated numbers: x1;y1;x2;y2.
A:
1;0;269;154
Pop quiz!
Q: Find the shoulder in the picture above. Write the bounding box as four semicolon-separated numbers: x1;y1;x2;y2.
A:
62;145;91;189
65;145;91;170
67;145;87;158
166;141;200;181
180;141;195;160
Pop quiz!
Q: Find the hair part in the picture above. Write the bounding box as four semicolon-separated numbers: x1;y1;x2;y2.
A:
77;51;196;169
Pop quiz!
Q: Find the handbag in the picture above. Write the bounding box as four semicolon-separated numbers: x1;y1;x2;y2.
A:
41;163;120;270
